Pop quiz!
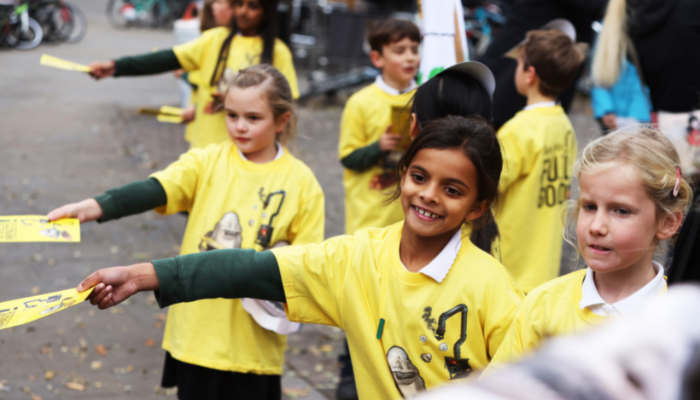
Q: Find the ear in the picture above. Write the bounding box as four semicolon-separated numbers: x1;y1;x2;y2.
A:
657;210;684;241
409;113;420;140
369;50;385;70
464;200;489;222
526;65;537;86
400;166;408;189
275;111;291;133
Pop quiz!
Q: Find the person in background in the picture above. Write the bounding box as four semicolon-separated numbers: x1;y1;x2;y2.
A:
87;0;298;149
495;21;584;294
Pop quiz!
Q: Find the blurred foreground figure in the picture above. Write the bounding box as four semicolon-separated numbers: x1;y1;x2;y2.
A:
417;285;700;400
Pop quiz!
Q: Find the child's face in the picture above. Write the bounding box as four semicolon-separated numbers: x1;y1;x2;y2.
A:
372;37;420;86
576;163;673;274
400;148;487;238
514;51;533;96
224;86;289;157
212;0;235;27
234;0;264;36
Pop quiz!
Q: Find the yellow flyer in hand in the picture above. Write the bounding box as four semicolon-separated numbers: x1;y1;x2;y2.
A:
0;288;93;330
0;216;80;242
138;106;184;124
40;54;91;73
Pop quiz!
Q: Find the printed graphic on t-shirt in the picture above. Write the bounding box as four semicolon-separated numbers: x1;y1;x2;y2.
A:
388;304;473;398
538;130;575;208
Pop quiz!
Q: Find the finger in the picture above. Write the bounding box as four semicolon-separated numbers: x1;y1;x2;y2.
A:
90;286;112;306
47;205;73;221
86;283;105;301
98;292;114;310
77;270;105;292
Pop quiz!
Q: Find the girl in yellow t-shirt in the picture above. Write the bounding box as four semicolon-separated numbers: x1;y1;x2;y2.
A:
87;0;299;149
76;115;524;399
48;65;322;400
488;127;693;369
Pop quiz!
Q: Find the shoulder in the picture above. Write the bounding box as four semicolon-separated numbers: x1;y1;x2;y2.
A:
457;240;525;297
347;83;379;104
524;269;585;305
273;38;292;56
282;152;323;193
201;26;231;42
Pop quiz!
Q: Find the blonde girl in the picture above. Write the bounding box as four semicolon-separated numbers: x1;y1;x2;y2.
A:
48;65;323;400
88;0;298;150
489;126;692;368
75;116;523;399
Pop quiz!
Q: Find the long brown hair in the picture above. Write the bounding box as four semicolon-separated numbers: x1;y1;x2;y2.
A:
210;0;279;87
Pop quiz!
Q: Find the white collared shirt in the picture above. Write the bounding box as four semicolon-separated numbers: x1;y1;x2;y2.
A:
579;262;666;316
375;75;417;96
237;142;284;162
402;230;462;283
523;101;557;111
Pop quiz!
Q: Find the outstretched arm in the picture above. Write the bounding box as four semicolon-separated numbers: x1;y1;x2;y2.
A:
77;249;285;310
88;49;182;80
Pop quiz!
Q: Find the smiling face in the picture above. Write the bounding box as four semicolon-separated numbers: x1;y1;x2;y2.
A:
400;148;487;240
224;85;289;163
234;0;264;36
576;162;673;275
212;0;235;27
371;37;420;89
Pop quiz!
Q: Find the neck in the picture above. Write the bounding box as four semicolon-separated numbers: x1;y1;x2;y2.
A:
525;86;555;106
593;253;657;304
399;224;459;273
382;73;412;93
239;28;258;37
243;141;277;164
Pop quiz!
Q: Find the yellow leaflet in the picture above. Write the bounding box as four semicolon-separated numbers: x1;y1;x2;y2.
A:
0;216;80;242
40;54;91;73
0;287;94;330
157;114;184;124
159;106;184;116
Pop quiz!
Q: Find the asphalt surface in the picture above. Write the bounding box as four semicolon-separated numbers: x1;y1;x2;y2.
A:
0;2;600;399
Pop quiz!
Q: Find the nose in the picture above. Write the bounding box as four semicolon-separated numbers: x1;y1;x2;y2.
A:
235;120;248;133
420;182;439;204
588;209;608;236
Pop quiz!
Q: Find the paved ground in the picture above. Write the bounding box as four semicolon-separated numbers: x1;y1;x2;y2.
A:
0;2;600;399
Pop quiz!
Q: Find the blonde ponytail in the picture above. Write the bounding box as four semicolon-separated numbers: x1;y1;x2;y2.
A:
592;0;628;88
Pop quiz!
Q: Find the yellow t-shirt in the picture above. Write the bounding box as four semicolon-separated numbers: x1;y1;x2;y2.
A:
173;27;299;149
151;142;324;374
182;70;201;144
339;83;415;234
496;105;577;293
272;222;523;399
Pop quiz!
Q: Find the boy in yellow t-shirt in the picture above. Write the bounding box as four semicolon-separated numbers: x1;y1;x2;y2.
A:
339;18;420;235
495;20;585;293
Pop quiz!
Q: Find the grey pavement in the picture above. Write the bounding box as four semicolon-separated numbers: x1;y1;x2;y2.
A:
0;2;600;399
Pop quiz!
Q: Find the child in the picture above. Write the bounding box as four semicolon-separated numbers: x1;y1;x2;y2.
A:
49;65;324;400
496;21;585;293
88;0;298;150
339;18;420;235
490;127;691;367
591;59;651;134
76;116;524;399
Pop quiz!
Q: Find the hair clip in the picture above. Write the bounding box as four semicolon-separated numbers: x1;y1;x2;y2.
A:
673;167;681;197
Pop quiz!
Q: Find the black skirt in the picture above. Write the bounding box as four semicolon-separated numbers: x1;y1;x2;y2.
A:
161;352;281;400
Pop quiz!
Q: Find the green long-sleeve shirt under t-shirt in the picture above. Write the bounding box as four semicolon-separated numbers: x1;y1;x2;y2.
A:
93;179;286;302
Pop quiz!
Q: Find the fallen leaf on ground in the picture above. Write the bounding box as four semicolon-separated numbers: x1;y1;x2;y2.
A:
95;345;108;356
314;363;324;372
94;382;102;389
91;361;102;370
282;386;310;398
44;370;55;381
145;339;156;347
32;394;42;400
320;345;333;353
65;382;85;391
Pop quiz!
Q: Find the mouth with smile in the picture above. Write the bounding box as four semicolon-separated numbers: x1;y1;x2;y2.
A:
411;205;442;221
588;244;612;255
235;136;251;144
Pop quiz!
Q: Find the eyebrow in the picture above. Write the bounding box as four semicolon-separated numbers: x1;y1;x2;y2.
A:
410;164;470;192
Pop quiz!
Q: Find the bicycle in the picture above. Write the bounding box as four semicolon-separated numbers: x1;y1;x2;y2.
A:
1;1;43;50
106;0;184;29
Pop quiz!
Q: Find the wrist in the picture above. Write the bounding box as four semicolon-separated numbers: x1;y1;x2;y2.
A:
130;262;159;292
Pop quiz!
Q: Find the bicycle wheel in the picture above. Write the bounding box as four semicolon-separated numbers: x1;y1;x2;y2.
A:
6;17;43;50
63;3;86;43
106;0;133;29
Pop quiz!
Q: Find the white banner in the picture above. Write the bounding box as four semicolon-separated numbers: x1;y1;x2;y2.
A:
418;0;469;84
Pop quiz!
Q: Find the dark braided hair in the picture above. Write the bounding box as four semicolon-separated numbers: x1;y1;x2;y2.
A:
210;0;279;87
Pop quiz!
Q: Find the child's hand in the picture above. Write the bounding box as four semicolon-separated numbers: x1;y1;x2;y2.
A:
379;132;402;152
88;60;116;80
47;199;103;223
182;104;196;123
77;262;159;310
601;113;617;130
